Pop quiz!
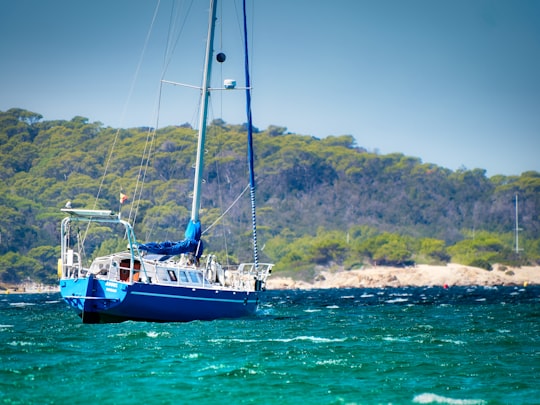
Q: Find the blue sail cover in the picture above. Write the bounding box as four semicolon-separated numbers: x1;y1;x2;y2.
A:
138;220;203;258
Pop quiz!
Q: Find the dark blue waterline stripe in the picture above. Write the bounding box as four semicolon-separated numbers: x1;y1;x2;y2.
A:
131;291;256;304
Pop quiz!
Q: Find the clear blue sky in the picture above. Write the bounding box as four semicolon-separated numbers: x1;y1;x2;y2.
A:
1;0;539;177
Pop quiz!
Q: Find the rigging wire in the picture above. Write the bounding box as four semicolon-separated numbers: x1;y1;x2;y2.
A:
127;120;158;227
82;0;162;247
204;0;258;265
129;0;195;230
98;0;162;208
203;183;250;235
89;0;259;262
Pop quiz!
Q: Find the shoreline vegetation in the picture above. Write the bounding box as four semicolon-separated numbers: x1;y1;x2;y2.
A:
2;109;540;294
2;264;537;293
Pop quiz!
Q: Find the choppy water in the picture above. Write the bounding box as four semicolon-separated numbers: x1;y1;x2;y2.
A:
1;286;539;404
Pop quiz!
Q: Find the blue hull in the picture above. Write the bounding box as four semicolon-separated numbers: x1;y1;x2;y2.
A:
60;276;261;323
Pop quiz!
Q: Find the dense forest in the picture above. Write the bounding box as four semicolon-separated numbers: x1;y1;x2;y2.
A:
1;108;539;285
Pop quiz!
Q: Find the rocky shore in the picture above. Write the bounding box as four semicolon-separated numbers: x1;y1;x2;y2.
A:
266;263;540;290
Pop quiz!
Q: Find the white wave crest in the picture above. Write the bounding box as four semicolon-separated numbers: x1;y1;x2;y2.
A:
413;393;486;404
9;302;36;307
210;336;347;344
385;298;409;303
276;336;347;343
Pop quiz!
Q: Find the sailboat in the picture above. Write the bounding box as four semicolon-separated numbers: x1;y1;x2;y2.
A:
58;0;273;323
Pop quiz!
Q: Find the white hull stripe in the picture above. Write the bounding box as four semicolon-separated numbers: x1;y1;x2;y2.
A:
63;296;118;301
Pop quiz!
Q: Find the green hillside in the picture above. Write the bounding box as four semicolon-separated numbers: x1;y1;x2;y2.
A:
1;108;539;284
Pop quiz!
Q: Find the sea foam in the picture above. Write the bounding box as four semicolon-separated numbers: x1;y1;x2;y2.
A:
413;393;486;404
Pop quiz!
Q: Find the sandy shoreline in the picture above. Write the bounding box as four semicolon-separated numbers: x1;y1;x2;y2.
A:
266;264;540;290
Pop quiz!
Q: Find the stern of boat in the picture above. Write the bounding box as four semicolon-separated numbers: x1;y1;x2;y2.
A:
60;274;128;323
221;261;273;291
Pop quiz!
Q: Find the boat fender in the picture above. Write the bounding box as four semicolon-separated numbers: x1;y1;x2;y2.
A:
111;261;119;280
216;262;225;286
206;264;215;283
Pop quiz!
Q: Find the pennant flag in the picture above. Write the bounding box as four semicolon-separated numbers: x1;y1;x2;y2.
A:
120;193;128;204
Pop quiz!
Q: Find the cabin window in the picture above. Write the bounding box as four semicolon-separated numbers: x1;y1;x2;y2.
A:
189;271;201;284
167;270;177;282
179;271;189;283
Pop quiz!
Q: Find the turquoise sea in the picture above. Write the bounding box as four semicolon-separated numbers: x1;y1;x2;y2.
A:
1;286;539;404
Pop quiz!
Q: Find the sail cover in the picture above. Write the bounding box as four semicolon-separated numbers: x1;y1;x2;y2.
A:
138;220;203;257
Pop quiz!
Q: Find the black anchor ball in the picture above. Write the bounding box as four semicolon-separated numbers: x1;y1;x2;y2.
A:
216;52;226;63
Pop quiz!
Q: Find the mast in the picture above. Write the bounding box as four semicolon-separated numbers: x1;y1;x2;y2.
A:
191;0;218;223
242;0;259;269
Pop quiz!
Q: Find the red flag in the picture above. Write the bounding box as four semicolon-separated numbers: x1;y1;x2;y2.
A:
120;193;128;204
